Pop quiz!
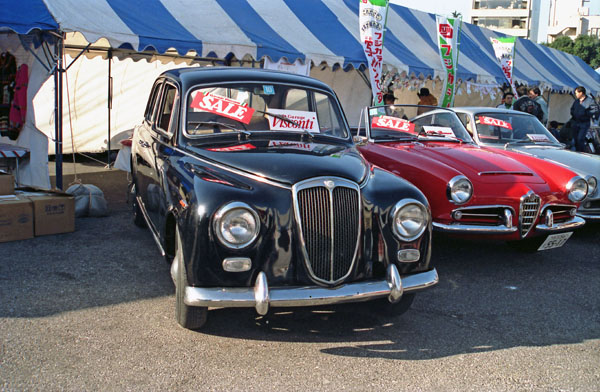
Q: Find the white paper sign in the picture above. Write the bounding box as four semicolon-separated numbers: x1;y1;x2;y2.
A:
267;109;320;132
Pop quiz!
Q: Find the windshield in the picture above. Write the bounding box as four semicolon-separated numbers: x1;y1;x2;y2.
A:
364;104;474;143
469;112;560;146
185;83;348;138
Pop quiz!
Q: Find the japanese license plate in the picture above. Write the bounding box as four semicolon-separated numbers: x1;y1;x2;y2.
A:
537;232;573;251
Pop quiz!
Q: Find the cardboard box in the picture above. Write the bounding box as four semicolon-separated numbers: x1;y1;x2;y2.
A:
0;173;14;195
0;195;33;243
27;194;75;236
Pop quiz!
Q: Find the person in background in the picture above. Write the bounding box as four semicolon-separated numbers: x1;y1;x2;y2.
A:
547;120;560;140
570;85;595;152
496;92;514;109
417;88;437;115
513;85;544;122
528;87;548;126
383;92;405;119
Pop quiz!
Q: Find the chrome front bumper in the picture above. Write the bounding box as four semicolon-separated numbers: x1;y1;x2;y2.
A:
433;216;586;234
181;265;438;316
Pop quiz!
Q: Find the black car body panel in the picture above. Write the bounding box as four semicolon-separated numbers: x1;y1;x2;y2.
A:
131;67;437;328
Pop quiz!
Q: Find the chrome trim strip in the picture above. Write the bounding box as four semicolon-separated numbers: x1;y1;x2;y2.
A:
478;171;533;176
433;221;518;234
184;268;438;308
535;216;586;231
576;213;600;220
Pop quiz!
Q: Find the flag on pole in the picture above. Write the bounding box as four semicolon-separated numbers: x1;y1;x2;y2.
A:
359;0;389;106
490;37;517;96
436;16;461;108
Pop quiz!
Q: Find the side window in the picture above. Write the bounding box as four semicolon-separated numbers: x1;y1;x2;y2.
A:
145;81;163;122
157;84;178;134
456;113;473;135
314;92;345;137
284;89;309;111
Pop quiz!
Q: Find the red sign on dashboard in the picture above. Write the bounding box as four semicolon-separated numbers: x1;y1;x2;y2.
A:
478;116;512;130
190;92;255;124
372;116;416;133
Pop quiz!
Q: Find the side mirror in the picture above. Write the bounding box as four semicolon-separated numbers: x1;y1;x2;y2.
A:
353;135;367;145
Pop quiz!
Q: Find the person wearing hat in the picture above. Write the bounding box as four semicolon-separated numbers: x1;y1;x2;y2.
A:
417;87;438;115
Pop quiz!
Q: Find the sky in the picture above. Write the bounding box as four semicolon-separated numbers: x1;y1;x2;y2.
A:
390;0;600;44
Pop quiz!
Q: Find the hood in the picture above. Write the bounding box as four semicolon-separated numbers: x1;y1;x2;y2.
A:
408;142;546;184
508;145;600;178
186;139;368;185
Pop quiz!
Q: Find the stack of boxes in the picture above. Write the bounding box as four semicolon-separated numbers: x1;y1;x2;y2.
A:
0;172;75;243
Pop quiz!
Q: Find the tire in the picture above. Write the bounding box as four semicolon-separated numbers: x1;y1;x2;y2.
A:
374;293;416;317
175;228;208;330
131;183;147;228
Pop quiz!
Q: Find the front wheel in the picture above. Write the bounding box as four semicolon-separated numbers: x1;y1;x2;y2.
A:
175;228;208;330
374;293;416;317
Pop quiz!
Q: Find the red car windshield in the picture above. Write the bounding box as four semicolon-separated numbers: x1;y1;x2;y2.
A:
471;112;560;146
365;105;474;143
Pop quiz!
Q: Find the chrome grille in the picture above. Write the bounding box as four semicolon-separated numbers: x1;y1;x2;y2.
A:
294;177;361;285
520;192;541;237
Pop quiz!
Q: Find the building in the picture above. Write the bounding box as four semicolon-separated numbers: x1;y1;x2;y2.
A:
470;0;542;41
547;0;600;42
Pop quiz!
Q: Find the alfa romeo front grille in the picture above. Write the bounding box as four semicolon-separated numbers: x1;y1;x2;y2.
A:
520;192;541;237
293;177;361;285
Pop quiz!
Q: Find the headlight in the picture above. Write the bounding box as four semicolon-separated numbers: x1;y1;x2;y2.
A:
586;176;597;197
391;199;429;241
213;202;260;249
567;176;588;202
447;175;473;204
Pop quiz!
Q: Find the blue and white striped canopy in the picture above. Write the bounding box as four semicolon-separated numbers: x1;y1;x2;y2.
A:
3;0;600;94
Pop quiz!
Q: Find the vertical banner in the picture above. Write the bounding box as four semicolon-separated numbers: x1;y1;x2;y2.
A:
490;36;517;96
436;16;461;108
359;0;389;106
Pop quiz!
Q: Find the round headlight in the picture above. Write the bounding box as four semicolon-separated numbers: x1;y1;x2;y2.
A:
391;199;429;241
586;176;597;197
447;175;473;205
213;202;260;249
567;176;588;202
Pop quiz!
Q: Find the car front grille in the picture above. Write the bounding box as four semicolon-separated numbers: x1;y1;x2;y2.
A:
520;192;541;237
293;177;361;285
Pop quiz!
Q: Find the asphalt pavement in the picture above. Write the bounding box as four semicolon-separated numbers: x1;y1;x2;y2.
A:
1;175;599;391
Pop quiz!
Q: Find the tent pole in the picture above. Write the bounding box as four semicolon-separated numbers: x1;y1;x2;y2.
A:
107;49;112;168
54;34;64;190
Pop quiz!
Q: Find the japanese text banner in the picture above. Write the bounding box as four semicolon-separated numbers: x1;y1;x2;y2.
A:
359;0;389;106
490;37;517;96
436;16;461;108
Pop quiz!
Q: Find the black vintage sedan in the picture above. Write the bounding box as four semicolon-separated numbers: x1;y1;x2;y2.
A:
131;67;438;329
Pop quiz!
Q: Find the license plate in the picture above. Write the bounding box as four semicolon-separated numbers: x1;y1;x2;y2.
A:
537;232;573;251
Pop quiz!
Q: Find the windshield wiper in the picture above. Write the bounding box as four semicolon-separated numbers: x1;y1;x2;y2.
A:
503;139;534;148
191;121;251;141
254;109;314;141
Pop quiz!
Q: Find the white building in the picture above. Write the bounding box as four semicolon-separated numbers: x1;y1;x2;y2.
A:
547;0;600;42
470;0;542;40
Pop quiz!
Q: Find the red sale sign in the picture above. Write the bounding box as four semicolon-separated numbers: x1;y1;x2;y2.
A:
190;92;255;124
372;116;416;133
478;116;512;130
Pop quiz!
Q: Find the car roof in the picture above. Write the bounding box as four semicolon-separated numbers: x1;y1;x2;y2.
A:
452;106;536;118
161;66;333;92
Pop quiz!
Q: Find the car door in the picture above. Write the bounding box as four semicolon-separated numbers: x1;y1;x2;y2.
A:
134;79;164;231
149;81;179;236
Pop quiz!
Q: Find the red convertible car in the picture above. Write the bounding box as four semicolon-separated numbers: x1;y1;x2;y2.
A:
355;105;588;251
